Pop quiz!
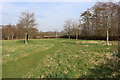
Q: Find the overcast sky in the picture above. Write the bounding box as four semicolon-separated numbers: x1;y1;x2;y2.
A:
1;2;98;31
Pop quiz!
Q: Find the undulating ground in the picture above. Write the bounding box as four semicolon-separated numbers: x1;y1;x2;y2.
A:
2;38;120;78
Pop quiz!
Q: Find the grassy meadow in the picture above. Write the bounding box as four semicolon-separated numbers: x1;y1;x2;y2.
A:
2;38;119;78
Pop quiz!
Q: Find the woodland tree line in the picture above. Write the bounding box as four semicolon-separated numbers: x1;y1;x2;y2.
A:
63;2;119;41
1;2;120;42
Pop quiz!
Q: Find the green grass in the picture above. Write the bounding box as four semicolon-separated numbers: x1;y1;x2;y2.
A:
2;38;119;78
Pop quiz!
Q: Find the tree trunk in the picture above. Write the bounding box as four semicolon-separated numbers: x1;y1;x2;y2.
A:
11;35;14;40
106;28;109;46
76;33;78;40
26;33;28;41
24;33;28;44
68;35;70;39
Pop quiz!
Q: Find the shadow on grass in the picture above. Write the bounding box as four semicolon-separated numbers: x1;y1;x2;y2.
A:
16;40;34;44
77;56;120;78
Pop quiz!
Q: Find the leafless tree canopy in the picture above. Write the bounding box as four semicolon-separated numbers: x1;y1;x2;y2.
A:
18;11;37;33
63;2;119;41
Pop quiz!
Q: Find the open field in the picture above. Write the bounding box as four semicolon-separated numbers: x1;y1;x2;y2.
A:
2;39;119;78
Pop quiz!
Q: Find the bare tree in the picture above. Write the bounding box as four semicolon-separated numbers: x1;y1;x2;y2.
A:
81;10;92;37
72;20;80;40
2;24;16;40
18;11;37;44
64;18;73;39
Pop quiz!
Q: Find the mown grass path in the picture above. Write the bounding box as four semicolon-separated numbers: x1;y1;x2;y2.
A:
2;39;119;78
2;39;63;78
